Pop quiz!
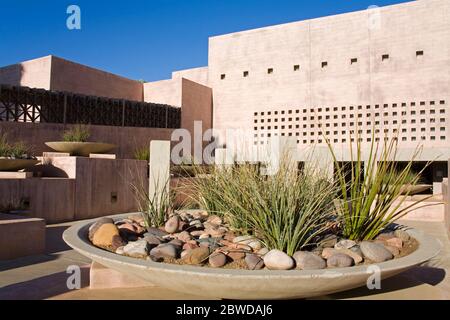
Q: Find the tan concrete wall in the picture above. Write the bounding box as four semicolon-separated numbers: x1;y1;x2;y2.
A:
0;122;173;160
50;56;143;100
0;56;52;89
172;67;209;87
143;78;181;106
208;0;450;159
181;78;213;146
0;158;148;224
0;214;46;260
0;178;76;223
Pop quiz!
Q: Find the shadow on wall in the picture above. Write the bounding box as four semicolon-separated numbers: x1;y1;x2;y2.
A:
0;64;24;121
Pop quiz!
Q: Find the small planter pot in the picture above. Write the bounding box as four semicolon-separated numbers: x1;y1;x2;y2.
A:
63;213;442;300
0;159;40;171
45;142;116;157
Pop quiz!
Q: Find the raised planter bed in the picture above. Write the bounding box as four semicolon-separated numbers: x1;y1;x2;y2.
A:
63;213;441;299
45;142;116;157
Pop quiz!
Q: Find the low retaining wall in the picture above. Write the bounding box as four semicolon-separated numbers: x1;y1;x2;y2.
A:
0;157;148;224
0;122;174;159
0;214;45;260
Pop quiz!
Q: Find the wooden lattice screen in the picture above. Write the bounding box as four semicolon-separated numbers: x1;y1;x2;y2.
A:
0;84;181;129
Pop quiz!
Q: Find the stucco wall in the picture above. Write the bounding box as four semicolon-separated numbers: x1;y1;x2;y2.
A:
172;67;209;87
208;0;450;156
144;78;182;106
0;56;52;89
50;56;143;101
0;122;173;160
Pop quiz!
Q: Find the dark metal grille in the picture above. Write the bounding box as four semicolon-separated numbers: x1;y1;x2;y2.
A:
0;84;181;128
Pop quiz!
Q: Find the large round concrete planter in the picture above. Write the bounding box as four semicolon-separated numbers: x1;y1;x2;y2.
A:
400;184;432;195
0;159;39;171
45;142;116;157
63;213;442;300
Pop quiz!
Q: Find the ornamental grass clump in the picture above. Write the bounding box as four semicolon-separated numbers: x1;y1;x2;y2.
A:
131;177;173;228
189;159;337;255
62;124;90;142
325;131;433;241
0;131;32;159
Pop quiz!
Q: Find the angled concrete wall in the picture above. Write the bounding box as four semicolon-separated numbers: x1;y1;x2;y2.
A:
0;56;52;89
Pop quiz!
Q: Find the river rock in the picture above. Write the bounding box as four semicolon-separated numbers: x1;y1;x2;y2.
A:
145;228;168;238
189;219;204;229
209;252;227;268
247;240;262;251
92;223;122;249
321;248;339;259
123;239;150;258
226;250;246;261
165;216;180;234
376;232;395;241
258;248;269;256
245;254;265;270
335;239;357;250
115;246;125;255
89;218;114;241
394;229;410;242
336;248;363;264
207;215;222;226
320;234;338;248
144;234;162;247
384;245;400;256
183;242;199;251
177;231;192;242
385;237;403;249
263;250;295;270
168;239;184;250
293;251;327;270
190;230;205;237
150;243;178;260
360;241;394;262
183;247;210;265
327;253;354;268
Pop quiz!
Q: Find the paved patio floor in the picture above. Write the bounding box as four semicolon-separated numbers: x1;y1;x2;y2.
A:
0;219;449;300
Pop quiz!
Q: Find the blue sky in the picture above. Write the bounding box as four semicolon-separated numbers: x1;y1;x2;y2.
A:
0;0;411;82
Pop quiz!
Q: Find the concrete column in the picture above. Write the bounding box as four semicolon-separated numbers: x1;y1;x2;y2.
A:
149;140;171;206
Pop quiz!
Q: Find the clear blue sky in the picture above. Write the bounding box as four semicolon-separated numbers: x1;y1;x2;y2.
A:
0;0;411;82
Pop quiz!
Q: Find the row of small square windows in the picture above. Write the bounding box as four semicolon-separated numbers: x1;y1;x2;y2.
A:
255;112;447;123
221;51;425;79
254;118;447;130
253;135;446;145
254;101;447;117
255;127;447;137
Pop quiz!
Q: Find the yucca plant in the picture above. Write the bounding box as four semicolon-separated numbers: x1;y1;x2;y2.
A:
63;124;90;142
189;158;337;255
325;130;434;241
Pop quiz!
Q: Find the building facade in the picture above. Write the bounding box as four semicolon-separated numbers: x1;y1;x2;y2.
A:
0;0;449;191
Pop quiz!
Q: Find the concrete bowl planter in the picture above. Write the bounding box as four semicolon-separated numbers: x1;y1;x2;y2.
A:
45;142;116;157
0;158;40;171
399;184;432;195
63;213;442;300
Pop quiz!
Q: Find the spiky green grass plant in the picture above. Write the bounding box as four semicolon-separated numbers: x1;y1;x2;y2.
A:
189;160;337;255
325;131;433;241
0;131;31;158
62;124;90;142
131;176;173;229
133;146;150;161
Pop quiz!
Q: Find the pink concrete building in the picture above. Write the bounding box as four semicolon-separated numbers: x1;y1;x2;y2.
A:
0;0;448;191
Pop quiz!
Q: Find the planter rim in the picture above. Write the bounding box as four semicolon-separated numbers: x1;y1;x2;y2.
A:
63;213;442;277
